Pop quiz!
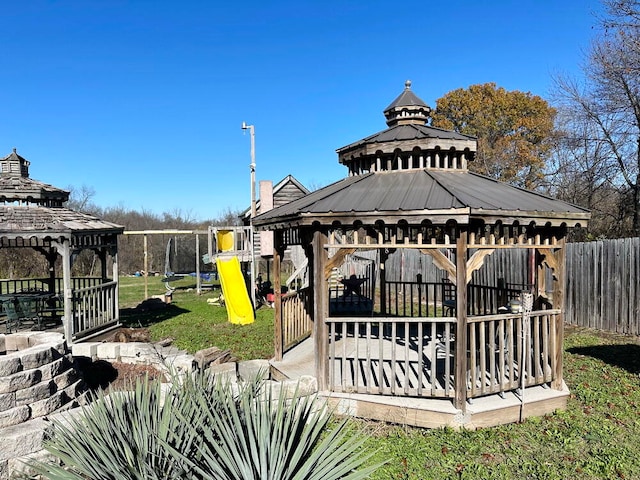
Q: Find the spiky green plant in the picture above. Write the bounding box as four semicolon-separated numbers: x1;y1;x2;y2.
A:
30;377;192;480
30;371;379;480
164;374;380;480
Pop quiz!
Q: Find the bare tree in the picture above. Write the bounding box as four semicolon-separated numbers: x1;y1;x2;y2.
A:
66;184;99;214
554;0;640;236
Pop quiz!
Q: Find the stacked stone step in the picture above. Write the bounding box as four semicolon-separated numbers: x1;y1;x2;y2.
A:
0;332;85;479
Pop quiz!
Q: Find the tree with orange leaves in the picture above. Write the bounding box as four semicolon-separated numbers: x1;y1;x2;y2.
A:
431;82;556;189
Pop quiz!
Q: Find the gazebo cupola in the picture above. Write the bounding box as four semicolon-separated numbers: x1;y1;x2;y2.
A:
0;148;69;207
1;147;31;177
383;79;431;126
338;80;477;176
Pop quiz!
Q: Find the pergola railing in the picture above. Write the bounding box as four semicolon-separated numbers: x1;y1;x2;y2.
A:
326;316;456;398
279;278;559;402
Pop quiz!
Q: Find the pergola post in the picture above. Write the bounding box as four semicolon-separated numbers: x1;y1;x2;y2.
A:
312;229;329;390
454;229;469;409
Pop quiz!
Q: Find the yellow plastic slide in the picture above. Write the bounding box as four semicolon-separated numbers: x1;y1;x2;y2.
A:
215;256;254;325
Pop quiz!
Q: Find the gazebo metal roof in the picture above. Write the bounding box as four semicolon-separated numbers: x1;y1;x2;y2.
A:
254;161;589;228
254;80;589;230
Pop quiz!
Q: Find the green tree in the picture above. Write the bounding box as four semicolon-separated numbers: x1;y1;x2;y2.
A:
431;82;557;189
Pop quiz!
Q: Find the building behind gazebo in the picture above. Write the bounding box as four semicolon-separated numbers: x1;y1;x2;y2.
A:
255;82;590;428
0;149;123;342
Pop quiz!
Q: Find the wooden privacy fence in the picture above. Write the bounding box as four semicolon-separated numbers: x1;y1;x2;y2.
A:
565;238;640;335
336;239;640;335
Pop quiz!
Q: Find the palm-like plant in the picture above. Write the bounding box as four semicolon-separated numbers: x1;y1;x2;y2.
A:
30;371;379;480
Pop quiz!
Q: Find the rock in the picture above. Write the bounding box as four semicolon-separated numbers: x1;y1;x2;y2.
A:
194;347;233;370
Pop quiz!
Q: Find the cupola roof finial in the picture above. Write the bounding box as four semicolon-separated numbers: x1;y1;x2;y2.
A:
383;80;430;127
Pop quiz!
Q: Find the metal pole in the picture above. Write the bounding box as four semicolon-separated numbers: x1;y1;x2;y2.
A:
242;122;257;308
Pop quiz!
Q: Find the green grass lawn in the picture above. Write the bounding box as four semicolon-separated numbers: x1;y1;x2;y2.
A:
118;275;274;360
116;276;640;479
360;327;640;479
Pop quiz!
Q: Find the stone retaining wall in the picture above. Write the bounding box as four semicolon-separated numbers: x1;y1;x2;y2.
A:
0;332;84;479
1;338;318;479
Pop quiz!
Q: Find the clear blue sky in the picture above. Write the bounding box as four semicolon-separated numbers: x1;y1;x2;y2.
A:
1;0;603;222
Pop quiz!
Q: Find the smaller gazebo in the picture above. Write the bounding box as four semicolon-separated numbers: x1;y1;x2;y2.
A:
255;82;590;428
0;149;124;342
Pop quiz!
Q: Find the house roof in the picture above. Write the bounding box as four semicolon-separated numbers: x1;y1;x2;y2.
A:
241;174;310;219
253;169;590;228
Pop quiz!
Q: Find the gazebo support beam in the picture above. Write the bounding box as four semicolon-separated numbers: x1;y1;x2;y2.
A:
273;237;284;361
454;230;469;410
312;229;329;390
552;238;566;390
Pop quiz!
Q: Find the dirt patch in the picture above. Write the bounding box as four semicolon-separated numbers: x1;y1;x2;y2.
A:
77;359;165;392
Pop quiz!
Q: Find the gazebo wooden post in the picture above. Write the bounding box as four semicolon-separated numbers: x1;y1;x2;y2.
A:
56;238;74;344
454;229;469;409
273;234;284;361
379;248;388;315
112;245;120;324
98;249;108;282
46;247;57;295
312;229;329;390
552;237;566;390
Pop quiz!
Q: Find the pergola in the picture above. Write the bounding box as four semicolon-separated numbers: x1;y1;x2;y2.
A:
0;149;123;342
255;82;590;427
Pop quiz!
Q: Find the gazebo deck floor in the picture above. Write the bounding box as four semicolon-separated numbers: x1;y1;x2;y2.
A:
270;337;570;429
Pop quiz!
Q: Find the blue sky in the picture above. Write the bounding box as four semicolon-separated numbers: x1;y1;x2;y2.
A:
1;1;603;221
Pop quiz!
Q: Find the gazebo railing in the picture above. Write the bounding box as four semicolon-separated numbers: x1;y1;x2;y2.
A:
326;316;457;398
282;287;312;351
466;310;558;399
72;280;118;340
0;277;104;295
324;309;559;401
383;279;523;316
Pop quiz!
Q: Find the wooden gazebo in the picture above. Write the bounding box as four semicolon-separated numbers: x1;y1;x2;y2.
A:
0;149;124;342
255;82;590;428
